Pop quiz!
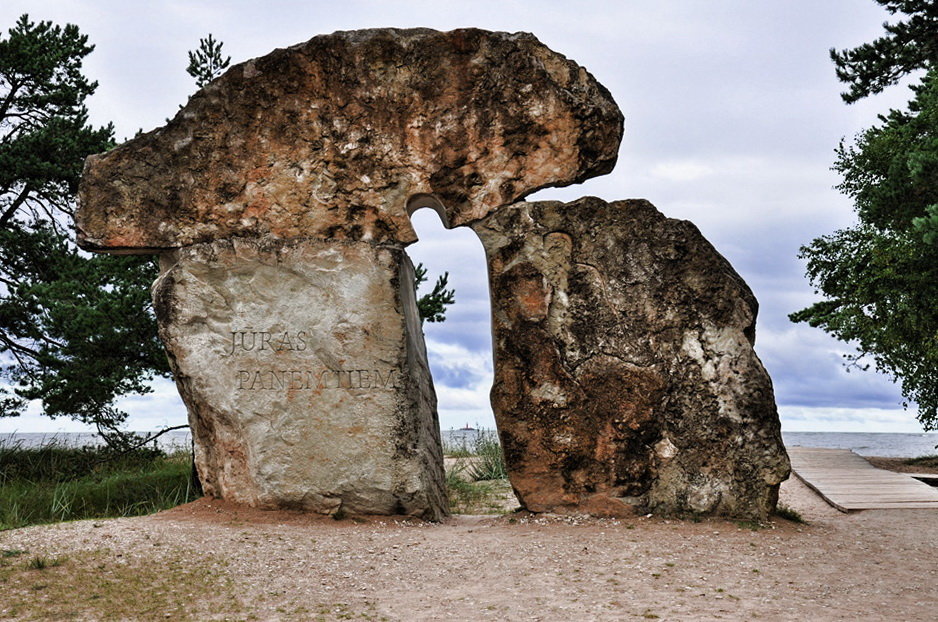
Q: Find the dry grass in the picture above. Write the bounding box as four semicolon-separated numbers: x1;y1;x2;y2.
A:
0;548;244;620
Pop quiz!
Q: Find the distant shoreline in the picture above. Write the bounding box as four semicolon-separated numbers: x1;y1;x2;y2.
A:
3;430;937;458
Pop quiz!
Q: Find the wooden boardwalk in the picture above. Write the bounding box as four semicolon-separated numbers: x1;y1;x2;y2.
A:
788;447;938;512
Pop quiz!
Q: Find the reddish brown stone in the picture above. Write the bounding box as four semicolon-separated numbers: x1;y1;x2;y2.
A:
76;28;623;252
473;197;790;519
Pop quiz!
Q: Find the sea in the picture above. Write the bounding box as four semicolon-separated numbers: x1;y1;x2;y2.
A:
439;430;938;458
3;429;936;458
0;430;193;452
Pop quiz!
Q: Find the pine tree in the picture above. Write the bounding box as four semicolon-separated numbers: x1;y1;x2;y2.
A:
792;1;938;429
414;263;456;324
186;34;230;88
829;1;938;103
0;15;169;445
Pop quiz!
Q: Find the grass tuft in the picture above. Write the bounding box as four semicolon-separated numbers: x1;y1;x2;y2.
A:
775;504;806;523
27;555;65;570
734;520;765;531
446;474;502;514
464;431;508;481
442;430;514;514
445;430;508;481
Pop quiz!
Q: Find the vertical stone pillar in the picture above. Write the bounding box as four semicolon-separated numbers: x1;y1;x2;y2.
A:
153;238;446;519
474;198;790;519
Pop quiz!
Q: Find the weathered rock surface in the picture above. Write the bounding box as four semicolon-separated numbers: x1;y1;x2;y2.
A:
153;238;446;520
76;28;623;251
472;197;790;519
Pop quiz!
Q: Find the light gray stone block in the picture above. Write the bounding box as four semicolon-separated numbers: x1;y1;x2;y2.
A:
153;238;446;520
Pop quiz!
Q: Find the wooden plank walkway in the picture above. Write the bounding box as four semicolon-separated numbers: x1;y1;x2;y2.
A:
788;447;938;512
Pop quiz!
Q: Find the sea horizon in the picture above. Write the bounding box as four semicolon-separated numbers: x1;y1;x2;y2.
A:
2;429;936;459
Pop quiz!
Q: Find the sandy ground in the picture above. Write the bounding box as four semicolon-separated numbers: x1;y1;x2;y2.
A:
2;463;938;621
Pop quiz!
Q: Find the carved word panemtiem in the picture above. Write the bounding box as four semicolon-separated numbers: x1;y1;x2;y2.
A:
236;368;399;391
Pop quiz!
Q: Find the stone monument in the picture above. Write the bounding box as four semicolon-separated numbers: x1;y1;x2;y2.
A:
76;28;789;520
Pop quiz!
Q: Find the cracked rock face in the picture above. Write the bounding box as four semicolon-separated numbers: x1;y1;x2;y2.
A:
472;197;790;519
76;28;622;251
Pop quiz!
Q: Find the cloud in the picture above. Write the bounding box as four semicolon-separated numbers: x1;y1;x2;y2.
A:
650;161;714;182
780;406;923;433
757;324;906;411
424;337;495;430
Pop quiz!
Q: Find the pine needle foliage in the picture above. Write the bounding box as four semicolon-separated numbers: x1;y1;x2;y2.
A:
186;33;231;88
414;262;456;323
793;0;938;429
0;15;169;442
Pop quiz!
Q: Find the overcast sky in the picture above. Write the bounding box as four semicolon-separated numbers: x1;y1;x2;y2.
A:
0;1;929;434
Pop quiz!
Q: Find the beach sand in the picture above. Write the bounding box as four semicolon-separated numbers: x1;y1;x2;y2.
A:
1;462;936;620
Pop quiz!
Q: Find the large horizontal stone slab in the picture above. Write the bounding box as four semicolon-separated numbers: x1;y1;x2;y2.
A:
76;28;623;251
473;197;790;519
153;237;446;520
